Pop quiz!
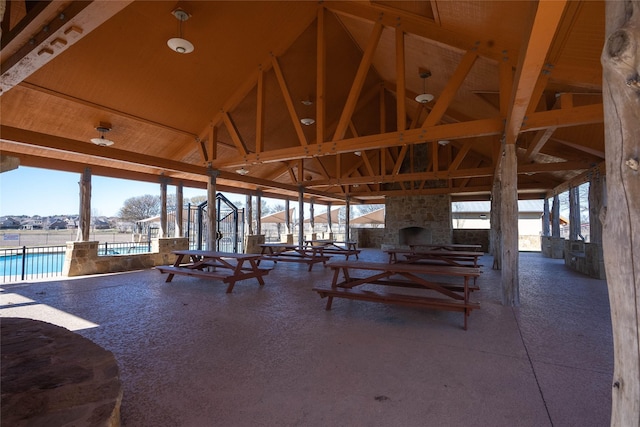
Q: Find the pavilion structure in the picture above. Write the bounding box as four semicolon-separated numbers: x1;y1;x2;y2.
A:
1;1;638;422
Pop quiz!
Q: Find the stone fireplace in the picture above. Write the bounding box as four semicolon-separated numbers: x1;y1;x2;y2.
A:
382;195;452;247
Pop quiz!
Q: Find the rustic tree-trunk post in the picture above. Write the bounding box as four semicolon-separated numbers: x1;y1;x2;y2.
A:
345;196;351;243
285;199;290;234
490;165;502;270
327;201;333;234
246;195;253;236
569;186;580;241
309;198;315;235
552;194;561;237
602;1;640;424
256;190;262;236
501;143;519;306
298;187;305;247
542;197;550;237
76;167;91;242
206;169;218;251
159;177;168;239
176;182;184;238
589;171;605;246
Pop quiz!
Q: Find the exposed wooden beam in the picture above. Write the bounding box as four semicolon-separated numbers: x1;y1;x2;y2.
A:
222;112;248;156
504;0;568;145
521;103;603;131
422;49;479;128
1;1;134;93
396;27;406;131
448;140;473;171
217;117;504;167
333;21;383;141
392;145;409;175
272;56;309;147
316;7;326;144
256;68;265;153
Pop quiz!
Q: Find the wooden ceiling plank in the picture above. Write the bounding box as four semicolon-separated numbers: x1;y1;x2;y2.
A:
396;27;407;131
317;7;326;144
216;117;504;167
272;55;309;147
432;140;439;172
422;49;479;128
1;1;134;93
209;125;218;162
222;112;248;156
504;0;568;145
333;21;383;141
379;85;386;133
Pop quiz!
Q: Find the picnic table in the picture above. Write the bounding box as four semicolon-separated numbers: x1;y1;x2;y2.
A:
409;243;482;252
304;239;360;260
258;243;330;271
156;250;269;293
313;260;481;330
385;248;484;268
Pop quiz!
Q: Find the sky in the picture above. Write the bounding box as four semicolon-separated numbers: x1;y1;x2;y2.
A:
0;166;210;217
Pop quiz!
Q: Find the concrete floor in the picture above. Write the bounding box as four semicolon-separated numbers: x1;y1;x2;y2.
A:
0;250;612;426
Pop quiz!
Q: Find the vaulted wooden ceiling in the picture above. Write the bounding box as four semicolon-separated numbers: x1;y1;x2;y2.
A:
0;1;605;204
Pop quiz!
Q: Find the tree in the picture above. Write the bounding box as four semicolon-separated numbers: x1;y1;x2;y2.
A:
118;195;160;221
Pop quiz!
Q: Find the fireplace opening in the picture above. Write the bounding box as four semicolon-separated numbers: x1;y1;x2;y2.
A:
399;227;432;245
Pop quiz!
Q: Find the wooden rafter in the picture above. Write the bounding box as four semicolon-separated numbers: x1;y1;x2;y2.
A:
396;26;406;131
504;0;568;145
316;6;326;144
272;56;309;147
256;68;265;153
448;140;473;171
333;21;384;141
222;112;248;156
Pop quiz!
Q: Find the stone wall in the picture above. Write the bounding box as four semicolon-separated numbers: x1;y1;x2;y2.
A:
383;195;452;246
541;236;565;259
350;228;385;248
564;240;606;280
63;238;188;277
452;229;489;252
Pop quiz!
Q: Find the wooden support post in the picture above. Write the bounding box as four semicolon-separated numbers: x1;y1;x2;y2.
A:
256;190;262;236
551;195;560;237
501;143;519;306
345;196;351;243
602;1;640;423
569;186;580;241
176;182;184;237
310;198;315;234
76;167;91;242
159;177;168;238
542;197;550;237
206;169;218;251
298;187;305;247
246;195;253;236
490;167;501;270
588;172;604;245
285;199;291;234
327;201;333;234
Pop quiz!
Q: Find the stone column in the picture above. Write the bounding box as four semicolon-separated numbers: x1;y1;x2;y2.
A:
76;168;91;242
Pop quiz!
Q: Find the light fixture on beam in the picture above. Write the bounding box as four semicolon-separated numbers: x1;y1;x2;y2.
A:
90;124;114;146
235;167;249;176
415;70;434;104
438;140;450;146
167;7;194;54
300;118;315;126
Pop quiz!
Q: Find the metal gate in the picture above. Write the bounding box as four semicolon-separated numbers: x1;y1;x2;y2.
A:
185;194;244;252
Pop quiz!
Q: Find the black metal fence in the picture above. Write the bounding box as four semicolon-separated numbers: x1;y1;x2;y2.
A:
0;245;66;282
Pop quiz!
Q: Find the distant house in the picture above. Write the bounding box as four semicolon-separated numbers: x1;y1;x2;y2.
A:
48;218;68;230
93;218;112;229
0;217;21;229
20;219;43;230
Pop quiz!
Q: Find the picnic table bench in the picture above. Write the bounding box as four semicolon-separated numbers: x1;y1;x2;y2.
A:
385;248;484;268
304;239;361;260
156;250;269;293
409;243;482;252
258;243;330;271
313;260;480;330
